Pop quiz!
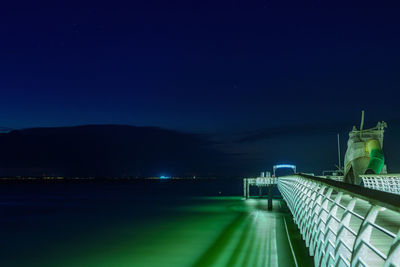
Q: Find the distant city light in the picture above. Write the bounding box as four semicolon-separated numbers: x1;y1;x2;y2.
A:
159;176;171;179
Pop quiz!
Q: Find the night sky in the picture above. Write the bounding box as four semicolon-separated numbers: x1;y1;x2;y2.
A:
1;1;400;175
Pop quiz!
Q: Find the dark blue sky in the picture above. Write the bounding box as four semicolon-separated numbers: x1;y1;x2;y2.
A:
1;1;400;174
1;1;400;132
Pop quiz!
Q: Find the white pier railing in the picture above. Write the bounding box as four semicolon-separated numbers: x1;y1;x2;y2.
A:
278;174;400;267
318;174;400;195
361;174;400;195
245;177;277;186
243;177;277;198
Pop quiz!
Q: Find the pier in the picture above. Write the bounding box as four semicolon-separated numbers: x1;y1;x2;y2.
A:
242;172;400;267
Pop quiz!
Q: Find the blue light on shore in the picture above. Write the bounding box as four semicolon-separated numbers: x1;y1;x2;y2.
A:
160;176;171;179
275;164;296;169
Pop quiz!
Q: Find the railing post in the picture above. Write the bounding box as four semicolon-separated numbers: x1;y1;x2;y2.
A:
334;197;356;266
384;230;400;267
350;205;380;267
304;182;319;249
307;185;326;256
313;187;334;266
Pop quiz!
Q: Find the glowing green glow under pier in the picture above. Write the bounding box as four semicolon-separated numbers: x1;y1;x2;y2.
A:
2;196;312;267
61;198;312;267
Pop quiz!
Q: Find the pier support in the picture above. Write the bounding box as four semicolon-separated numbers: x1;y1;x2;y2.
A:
243;179;246;198
268;185;273;210
243;179;250;199
258;187;262;198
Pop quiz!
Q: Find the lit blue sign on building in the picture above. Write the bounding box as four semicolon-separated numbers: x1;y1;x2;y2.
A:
273;164;297;176
275;164;296;169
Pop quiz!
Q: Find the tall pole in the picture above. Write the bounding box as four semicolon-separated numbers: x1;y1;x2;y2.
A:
337;133;341;170
360;110;365;131
360;110;365;138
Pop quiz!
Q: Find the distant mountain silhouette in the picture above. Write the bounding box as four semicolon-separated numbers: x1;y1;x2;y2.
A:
0;127;13;133
0;125;225;177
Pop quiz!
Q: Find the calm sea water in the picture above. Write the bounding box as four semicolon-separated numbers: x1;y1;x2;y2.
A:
0;179;299;267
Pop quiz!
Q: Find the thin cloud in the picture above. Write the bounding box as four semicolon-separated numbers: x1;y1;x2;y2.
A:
236;122;356;143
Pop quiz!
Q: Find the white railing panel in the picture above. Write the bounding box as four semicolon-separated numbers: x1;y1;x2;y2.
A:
361;174;400;195
278;174;400;267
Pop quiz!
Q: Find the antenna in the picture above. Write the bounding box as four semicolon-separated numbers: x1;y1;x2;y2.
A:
337;133;341;171
360;110;365;132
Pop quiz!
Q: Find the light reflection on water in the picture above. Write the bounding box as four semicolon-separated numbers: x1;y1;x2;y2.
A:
0;180;306;267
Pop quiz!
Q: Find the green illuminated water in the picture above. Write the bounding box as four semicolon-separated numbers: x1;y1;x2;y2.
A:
0;181;312;267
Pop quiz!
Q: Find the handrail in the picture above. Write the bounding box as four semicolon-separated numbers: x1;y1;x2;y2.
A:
295;173;400;212
278;174;400;267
